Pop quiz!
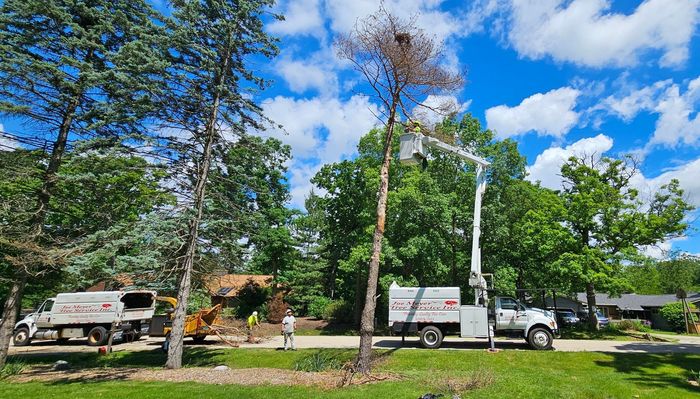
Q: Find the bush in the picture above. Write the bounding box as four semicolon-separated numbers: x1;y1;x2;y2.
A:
266;292;288;322
308;296;332;319
0;360;25;380
294;351;345;372
235;279;272;318
322;300;353;323
615;319;652;332
660;302;698;332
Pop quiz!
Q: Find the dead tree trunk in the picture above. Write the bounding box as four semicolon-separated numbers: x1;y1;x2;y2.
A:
356;104;397;374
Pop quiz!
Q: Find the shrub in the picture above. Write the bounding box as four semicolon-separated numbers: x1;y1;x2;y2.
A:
294;351;345;372
0;360;25;380
616;319;652;332
308;296;332;319
266;292;288;322
322;300;353;323
660;302;698;332
235;279;272;318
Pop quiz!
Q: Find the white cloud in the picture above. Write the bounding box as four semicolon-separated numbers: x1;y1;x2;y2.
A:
526;134;614;189
485;87;580;139
267;0;326;39
504;0;700;67
275;58;337;95
650;77;700;148
0;124;19;152
595;76;700;150
260;95;380;207
413;95;471;128
325;0;488;44
632;157;700;208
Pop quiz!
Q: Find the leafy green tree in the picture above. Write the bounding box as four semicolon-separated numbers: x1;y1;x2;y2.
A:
158;0;279;369
657;256;700;294
558;157;693;329
0;0;166;368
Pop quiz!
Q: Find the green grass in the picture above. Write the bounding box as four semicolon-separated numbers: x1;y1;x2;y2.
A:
2;348;699;398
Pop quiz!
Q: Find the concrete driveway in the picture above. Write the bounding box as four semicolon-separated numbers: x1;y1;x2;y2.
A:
8;334;700;356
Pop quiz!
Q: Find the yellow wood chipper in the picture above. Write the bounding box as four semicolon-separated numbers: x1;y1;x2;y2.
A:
149;296;222;350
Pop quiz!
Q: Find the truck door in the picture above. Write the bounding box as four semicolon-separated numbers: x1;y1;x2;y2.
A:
36;299;55;328
496;297;520;330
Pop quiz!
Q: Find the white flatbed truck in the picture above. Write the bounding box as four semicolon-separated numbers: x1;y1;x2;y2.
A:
389;282;558;350
12;290;156;346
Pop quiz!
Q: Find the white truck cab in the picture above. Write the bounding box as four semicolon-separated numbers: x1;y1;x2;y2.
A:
389;282;558;350
13;290;156;347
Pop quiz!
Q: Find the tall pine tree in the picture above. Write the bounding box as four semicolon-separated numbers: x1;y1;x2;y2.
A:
0;0;166;368
159;0;280;369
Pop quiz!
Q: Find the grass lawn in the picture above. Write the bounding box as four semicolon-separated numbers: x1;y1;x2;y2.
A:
1;348;698;398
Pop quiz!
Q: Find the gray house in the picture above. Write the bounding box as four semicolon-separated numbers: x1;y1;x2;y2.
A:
546;292;700;330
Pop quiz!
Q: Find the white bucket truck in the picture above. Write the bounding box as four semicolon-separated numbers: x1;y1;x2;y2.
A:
13;290;156;347
389;282;558;350
396;131;557;350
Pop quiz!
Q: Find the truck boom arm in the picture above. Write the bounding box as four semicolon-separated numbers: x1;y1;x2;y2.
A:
399;133;490;305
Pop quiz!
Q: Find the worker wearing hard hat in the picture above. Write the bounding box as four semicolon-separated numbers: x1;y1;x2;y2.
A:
247;311;260;341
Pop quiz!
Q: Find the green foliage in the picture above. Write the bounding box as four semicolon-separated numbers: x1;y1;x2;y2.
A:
0;359;25;380
307;297;332;320
186;289;212;314
660;302;698;332
321;300;353;323
615;319;651;332
234;280;271;319
293;351;346;372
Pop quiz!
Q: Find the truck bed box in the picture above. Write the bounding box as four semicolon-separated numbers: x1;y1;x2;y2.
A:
51;291;156;326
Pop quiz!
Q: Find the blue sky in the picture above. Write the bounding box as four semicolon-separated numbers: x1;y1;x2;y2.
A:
1;0;699;257
252;0;700;257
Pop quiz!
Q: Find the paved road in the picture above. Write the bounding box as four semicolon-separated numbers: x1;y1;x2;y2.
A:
9;334;700;356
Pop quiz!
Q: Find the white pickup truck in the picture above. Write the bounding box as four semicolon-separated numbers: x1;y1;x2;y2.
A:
389;282;558;350
13;290;156;347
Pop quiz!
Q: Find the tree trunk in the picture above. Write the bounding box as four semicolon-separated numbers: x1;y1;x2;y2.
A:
166;54;227;368
586;282;599;331
0;272;26;369
0;98;78;369
356;107;397;374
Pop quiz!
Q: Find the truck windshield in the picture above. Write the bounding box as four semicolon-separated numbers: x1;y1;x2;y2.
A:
121;293;154;309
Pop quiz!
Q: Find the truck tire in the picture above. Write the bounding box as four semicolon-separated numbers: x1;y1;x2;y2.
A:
13;327;31;346
528;327;553;350
192;335;207;344
87;326;108;346
419;326;443;349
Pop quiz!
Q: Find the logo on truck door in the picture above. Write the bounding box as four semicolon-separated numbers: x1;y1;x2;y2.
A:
390;299;460;311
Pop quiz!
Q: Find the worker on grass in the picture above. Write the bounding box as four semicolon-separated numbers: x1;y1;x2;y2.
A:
281;308;296;350
247;311;260;342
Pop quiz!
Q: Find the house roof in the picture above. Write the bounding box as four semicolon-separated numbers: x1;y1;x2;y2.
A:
575;292;697;311
86;274;135;292
205;274;274;298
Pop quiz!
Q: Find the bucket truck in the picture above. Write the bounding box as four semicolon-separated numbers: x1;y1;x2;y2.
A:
392;132;558;350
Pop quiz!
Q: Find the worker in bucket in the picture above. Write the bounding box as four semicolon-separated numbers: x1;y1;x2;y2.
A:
247;310;260;342
281;308;296;350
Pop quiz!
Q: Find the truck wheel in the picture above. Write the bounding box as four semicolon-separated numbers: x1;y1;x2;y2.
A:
13;327;31;346
528;327;553;350
192;335;207;344
419;326;443;349
87;326;108;346
161;333;171;353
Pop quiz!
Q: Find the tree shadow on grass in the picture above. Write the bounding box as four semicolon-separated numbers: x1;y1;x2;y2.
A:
594;349;700;394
